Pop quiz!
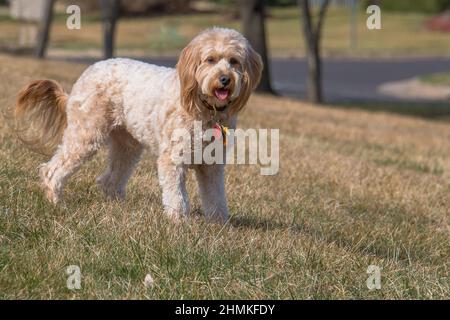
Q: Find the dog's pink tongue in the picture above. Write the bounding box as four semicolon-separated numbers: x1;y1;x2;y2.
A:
215;89;229;101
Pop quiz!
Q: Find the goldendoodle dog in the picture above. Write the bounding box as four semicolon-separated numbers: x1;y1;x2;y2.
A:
12;27;262;223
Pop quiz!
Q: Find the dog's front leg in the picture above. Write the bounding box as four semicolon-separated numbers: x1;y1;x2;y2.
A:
194;164;230;224
157;154;189;221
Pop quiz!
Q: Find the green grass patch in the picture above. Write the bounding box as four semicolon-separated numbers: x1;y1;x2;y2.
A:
420;72;450;87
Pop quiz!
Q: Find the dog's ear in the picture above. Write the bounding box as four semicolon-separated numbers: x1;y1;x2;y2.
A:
230;44;263;114
176;42;200;113
246;45;263;91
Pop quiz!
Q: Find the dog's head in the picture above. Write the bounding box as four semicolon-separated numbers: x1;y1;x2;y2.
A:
176;27;263;115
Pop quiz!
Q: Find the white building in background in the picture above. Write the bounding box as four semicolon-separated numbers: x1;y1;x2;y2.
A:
9;0;46;47
10;0;46;21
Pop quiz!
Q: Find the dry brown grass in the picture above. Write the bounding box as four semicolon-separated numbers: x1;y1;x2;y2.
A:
0;54;449;299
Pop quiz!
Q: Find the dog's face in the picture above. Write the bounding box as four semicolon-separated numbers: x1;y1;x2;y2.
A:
177;28;263;114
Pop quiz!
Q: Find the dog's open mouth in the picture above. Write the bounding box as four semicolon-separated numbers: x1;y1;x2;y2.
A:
214;88;229;101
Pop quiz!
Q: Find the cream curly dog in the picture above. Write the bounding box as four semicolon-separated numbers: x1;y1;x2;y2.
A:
12;28;262;223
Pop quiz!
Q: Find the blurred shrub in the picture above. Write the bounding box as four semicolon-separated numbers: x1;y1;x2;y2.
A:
366;0;450;13
119;0;192;15
266;0;296;6
208;0;235;4
209;0;296;6
58;0;192;14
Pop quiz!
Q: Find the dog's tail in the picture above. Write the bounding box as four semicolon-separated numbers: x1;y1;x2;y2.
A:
12;79;68;156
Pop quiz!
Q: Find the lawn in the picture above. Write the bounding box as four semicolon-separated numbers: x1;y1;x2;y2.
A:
0;54;449;299
420;72;450;87
1;6;450;58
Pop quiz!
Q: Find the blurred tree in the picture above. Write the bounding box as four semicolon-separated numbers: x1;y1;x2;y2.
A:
35;0;55;59
298;0;330;104
239;0;273;93
101;0;119;59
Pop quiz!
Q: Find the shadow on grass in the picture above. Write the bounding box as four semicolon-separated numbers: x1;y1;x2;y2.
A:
229;213;442;265
328;100;450;121
230;214;303;234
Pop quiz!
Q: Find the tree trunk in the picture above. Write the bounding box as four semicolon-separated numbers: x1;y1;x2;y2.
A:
35;0;55;59
306;41;322;104
239;0;273;94
101;0;119;59
298;0;330;104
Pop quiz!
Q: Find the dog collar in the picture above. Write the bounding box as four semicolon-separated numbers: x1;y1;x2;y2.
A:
200;98;231;112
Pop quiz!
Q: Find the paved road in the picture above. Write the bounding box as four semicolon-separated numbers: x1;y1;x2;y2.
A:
271;57;450;103
57;56;450;103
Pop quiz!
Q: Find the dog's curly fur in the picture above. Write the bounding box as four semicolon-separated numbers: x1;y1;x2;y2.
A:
12;27;262;223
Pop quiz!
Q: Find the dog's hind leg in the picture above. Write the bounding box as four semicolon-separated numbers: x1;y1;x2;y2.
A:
96;127;143;200
39;97;112;204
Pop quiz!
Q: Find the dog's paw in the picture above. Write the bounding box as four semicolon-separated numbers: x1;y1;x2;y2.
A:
38;165;60;204
205;212;230;225
96;175;126;201
165;209;189;224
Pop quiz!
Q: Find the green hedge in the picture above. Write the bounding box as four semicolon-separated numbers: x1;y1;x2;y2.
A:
209;0;297;7
367;0;450;13
267;0;296;6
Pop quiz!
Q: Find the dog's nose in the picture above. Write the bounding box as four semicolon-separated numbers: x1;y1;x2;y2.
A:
219;75;230;86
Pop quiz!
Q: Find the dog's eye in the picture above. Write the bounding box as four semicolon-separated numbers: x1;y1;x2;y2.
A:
206;57;215;64
229;58;239;65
